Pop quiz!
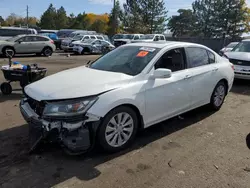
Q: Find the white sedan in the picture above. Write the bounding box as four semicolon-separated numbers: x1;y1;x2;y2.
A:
20;42;234;155
224;39;250;80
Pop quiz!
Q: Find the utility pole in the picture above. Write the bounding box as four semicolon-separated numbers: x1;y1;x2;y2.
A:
113;0;116;35
26;5;29;28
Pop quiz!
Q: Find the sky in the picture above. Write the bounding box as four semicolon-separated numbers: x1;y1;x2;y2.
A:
0;0;197;19
0;0;249;19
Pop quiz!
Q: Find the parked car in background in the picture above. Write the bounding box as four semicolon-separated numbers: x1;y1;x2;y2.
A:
61;35;107;52
133;34;166;42
39;33;60;49
73;39;115;55
38;29;58;34
113;34;144;47
0;27;37;41
219;42;238;56
21;41;234;154
224;39;250;80
0;34;56;57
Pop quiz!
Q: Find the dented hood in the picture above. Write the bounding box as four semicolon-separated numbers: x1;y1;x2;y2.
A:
24;66;133;101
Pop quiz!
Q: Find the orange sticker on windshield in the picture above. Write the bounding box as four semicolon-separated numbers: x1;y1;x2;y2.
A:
137;51;149;57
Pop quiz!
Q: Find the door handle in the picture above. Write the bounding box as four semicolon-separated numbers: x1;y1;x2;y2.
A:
212;68;218;72
184;75;192;80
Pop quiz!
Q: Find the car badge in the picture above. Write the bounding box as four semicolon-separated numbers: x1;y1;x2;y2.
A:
238;61;243;64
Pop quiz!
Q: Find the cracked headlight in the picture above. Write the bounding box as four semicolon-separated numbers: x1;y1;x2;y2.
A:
43;97;98;117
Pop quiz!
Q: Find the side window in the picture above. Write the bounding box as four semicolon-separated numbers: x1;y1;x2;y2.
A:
207;50;216;64
154;48;185;72
134;35;139;40
34;36;49;41
186;47;209;68
97;36;103;40
101;41;108;46
90;36;96;39
83;36;90;40
154;36;159;41
22;36;34;42
160;35;165;40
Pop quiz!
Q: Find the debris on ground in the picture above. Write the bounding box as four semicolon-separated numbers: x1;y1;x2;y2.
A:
214;165;219;170
178;170;185;175
168;159;172;168
243;167;250;172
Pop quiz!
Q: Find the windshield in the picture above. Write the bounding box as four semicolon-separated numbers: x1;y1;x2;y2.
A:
113;34;134;40
227;42;238;48
72;35;83;40
140;34;155;40
89;46;160;76
232;41;250;52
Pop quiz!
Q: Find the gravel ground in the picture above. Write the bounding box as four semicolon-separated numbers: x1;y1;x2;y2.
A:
0;53;249;188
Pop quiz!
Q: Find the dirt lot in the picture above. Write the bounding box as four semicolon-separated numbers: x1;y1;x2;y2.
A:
0;53;249;188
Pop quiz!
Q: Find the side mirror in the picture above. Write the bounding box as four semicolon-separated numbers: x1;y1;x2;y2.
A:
150;68;172;79
18;40;22;44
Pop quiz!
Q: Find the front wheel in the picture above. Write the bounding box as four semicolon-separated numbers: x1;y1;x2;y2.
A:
209;81;227;111
1;82;12;95
97;106;138;152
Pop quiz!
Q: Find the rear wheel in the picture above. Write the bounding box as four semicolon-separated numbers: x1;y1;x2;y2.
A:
209;81;227;111
1;82;12;95
97;106;138;152
42;47;53;57
81;47;91;55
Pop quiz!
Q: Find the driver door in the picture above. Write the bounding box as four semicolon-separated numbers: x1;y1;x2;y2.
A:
14;36;33;53
144;48;192;127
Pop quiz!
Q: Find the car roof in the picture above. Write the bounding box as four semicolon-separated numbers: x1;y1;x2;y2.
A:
126;41;209;49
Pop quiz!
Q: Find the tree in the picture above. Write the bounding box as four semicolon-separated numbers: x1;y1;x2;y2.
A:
108;0;124;35
192;0;249;38
39;4;57;29
68;13;89;29
139;0;168;33
123;0;168;34
91;19;106;33
212;0;249;38
55;6;68;29
0;16;6;26
168;9;197;37
123;0;145;33
192;0;216;37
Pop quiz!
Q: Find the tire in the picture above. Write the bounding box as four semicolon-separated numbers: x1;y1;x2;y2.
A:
3;47;15;58
1;82;12;95
209;81;227;111
97;106;138;152
42;47;53;57
81;47;91;55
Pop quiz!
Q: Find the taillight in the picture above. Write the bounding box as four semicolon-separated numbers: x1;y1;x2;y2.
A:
50;40;54;44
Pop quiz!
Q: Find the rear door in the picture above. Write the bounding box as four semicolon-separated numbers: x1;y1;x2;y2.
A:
185;47;220;108
32;36;50;52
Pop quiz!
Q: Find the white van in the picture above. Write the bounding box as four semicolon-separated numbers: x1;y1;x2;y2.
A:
0;27;37;40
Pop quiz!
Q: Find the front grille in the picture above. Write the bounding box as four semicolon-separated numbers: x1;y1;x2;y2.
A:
27;96;45;116
69;43;74;47
229;59;250;66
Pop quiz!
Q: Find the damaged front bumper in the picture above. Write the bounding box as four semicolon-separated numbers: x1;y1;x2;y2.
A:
20;98;101;155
